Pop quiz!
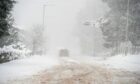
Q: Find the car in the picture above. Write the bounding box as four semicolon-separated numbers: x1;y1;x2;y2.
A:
59;49;69;57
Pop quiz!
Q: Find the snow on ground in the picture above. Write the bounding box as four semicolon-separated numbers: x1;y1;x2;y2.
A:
0;55;59;83
101;54;140;72
60;57;80;65
0;54;140;83
70;54;140;73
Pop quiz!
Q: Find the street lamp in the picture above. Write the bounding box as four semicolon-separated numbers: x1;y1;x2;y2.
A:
41;4;48;54
41;3;55;54
42;4;47;30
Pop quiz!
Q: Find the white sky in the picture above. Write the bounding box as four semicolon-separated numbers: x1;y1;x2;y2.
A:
12;0;108;55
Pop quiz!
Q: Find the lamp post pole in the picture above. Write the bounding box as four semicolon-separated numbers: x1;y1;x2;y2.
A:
43;4;47;30
42;4;47;54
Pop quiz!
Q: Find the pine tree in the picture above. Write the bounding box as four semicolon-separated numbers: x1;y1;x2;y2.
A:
0;0;16;38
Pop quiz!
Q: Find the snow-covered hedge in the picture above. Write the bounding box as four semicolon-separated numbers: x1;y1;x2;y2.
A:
0;43;31;63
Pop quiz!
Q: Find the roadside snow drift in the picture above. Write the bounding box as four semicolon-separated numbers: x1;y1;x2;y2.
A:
0;55;59;82
70;55;140;73
102;54;140;72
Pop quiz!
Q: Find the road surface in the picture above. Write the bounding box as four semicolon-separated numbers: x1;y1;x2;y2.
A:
8;57;140;84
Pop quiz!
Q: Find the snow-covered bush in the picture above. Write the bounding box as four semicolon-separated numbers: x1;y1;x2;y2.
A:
0;42;31;63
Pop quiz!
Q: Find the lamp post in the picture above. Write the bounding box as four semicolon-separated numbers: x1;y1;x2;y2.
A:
42;4;47;31
42;3;55;54
41;4;47;54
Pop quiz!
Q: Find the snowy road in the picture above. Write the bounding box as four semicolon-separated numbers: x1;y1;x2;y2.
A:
4;56;140;84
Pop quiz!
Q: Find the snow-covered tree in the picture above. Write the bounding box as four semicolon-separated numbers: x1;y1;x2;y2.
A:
30;25;45;55
101;0;140;55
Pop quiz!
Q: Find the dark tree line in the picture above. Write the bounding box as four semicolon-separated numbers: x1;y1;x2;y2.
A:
0;0;17;63
100;0;140;55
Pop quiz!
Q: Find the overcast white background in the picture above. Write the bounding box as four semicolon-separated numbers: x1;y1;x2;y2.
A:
12;0;108;55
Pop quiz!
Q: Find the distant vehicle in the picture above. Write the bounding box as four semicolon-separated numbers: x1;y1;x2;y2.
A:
59;49;69;57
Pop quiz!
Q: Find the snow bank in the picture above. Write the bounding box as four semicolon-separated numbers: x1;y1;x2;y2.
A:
71;55;140;73
102;54;140;72
0;55;59;83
